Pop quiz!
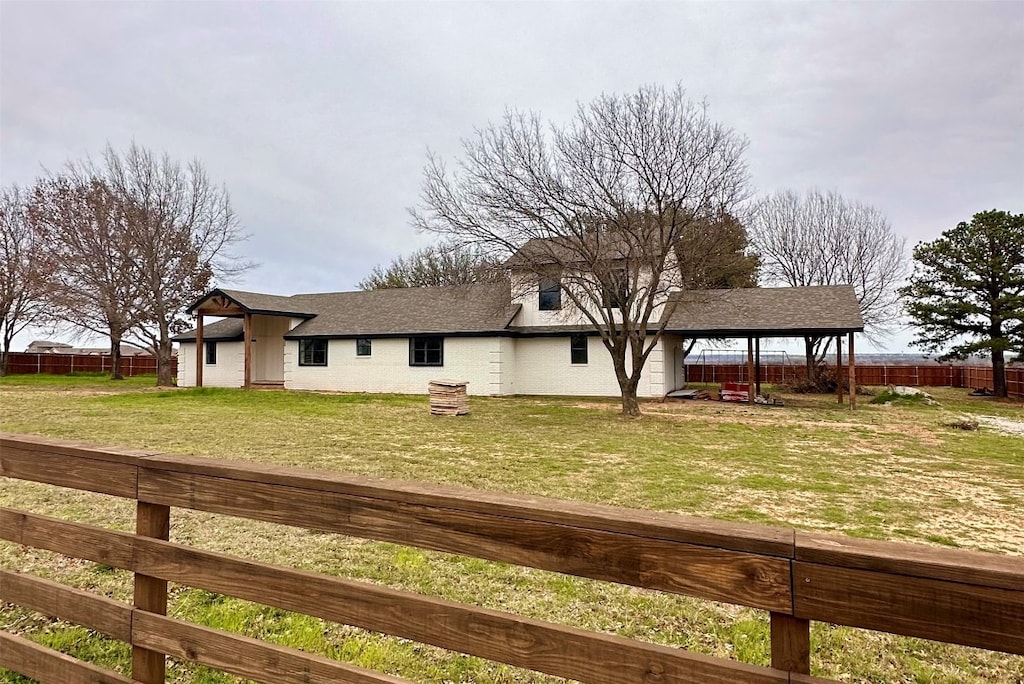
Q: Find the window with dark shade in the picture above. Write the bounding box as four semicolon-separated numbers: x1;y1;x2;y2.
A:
356;338;372;356
601;268;629;309
539;277;562;310
570;334;588;364
205;341;217;365
299;339;328;366
409;336;443;366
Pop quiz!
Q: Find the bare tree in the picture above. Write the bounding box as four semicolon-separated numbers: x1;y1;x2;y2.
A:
750;188;907;380
412;84;750;416
100;143;250;386
31;174;144;380
0;186;49;375
674;211;760;361
359;241;503;290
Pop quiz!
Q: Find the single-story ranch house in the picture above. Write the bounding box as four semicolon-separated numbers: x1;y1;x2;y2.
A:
174;282;864;398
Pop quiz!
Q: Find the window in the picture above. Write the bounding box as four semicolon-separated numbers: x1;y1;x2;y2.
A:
409;336;443;366
570;334;588;364
299;339;328;366
538;277;562;311
601;268;629;309
204;341;217;365
356;338;372;356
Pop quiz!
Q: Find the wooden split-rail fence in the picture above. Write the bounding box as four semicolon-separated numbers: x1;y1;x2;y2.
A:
0;433;1021;683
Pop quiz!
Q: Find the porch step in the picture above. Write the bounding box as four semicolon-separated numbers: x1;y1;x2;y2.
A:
250;381;286;390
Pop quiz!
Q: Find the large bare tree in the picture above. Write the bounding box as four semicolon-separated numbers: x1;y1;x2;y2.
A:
100;143;250;386
31;144;249;385
412;84;751;415
750;189;907;380
0;186;49;375
31;174;144;380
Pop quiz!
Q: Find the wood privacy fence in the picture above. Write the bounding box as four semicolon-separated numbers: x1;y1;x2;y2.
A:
1;434;1022;684
684;364;1024;398
3;352;175;377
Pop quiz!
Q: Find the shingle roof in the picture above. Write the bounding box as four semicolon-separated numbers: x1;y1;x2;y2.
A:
175;283;521;341
285;283;520;338
191;289;317;317
174;317;244;342
660;285;864;336
175;283;863;342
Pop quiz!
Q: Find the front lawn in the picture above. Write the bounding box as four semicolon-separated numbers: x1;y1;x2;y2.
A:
1;375;1021;682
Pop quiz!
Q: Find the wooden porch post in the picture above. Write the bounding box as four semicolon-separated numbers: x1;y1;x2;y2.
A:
848;331;857;410
195;314;204;388
836;335;844;405
243;312;252;389
747;337;755;405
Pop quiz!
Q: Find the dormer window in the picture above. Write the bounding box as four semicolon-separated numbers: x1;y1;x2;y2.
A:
601;268;629;309
539;277;562;311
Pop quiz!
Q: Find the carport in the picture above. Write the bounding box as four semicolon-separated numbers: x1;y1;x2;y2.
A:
660;285;865;408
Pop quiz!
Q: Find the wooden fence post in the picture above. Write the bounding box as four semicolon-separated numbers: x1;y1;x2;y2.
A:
770;612;810;674
132;502;170;683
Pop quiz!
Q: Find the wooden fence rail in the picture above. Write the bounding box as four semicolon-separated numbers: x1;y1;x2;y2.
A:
683;364;1024;398
2;352;175;377
1;434;1022;683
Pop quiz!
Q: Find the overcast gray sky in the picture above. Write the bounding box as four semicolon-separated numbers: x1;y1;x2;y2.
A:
2;0;1022;352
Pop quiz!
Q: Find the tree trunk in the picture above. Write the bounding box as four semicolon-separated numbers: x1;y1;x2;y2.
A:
110;331;124;380
612;356;642;417
0;351;8;377
992;346;1007;399
156;341;175;387
803;337;817;382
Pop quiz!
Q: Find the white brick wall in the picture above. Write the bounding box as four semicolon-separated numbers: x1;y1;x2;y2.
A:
181;333;671;398
285;337;501;396
177;341;244;388
512;336;664;398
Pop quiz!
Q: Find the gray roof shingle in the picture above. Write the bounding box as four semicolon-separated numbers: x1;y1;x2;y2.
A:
175;283;521;341
660;285;864;336
175;283;863;342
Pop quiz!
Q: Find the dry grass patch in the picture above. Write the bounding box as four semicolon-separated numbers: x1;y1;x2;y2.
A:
1;375;1022;682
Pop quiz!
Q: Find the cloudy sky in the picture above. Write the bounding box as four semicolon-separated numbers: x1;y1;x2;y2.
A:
2;0;1022;352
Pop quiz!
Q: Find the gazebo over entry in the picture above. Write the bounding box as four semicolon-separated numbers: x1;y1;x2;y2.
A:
188;289;316;389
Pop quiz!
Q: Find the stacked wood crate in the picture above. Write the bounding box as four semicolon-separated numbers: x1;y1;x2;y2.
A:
428;380;469;416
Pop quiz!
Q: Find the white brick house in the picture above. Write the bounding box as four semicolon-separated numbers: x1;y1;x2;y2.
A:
174;281;864;398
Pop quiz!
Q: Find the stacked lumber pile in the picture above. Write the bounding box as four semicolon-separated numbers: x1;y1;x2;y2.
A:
719;382;750;403
428;380;470;416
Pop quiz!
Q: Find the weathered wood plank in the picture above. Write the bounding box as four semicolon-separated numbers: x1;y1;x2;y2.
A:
0;508;135;571
0;570;132;642
138;455;793;556
0;443;138;498
131;535;791;684
133;612;411;684
769;612;810;674
795;531;1024;591
0;631;132;684
132;502;170;684
794;561;1024;655
137;468;792;612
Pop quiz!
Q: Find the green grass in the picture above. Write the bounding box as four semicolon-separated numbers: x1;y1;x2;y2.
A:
1;375;1022;682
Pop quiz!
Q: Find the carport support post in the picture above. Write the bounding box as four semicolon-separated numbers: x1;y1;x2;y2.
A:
836;335;844;404
746;337;755;405
848;331;857;410
754;337;762;397
195;314;204;388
